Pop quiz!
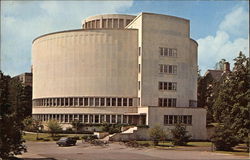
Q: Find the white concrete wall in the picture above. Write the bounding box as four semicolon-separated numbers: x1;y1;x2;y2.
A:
128;13;198;107
32;29;138;99
138;107;207;140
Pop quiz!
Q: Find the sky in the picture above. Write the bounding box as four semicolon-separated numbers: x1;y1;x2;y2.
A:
1;0;249;76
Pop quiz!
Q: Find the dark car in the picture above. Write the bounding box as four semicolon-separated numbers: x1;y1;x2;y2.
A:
56;137;77;146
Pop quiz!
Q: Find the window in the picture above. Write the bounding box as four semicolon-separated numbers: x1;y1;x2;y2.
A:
123;98;127;106
119;19;124;28
113;19;118;28
112;115;116;123
158;98;177;107
101;98;105;106
65;98;69;106
138;64;141;73
79;98;83;106
117;98;122;106
106;115;110;123
61;98;64;106
159;47;177;57
57;98;60;106
129;98;133;106
84;98;88;106
117;115;121;123
106;98;111;106
95;115;99;123
138;81;140;90
65;115;68;123
112;98;116;106
79;115;83;122
95;98;100;106
102;19;107;28
123;115;128;124
100;115;104;123
89;98;94;106
74;98;78;106
69;115;73;122
159;65;177;74
69;98;73;106
89;115;93;123
138;47;141;56
164;115;192;125
84;115;88;123
159;82;163;90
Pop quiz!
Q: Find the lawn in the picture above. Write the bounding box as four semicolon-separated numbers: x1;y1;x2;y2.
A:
137;140;248;157
137;141;211;147
23;132;91;141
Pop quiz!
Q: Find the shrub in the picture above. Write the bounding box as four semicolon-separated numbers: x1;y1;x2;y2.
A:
82;135;97;142
72;136;80;140
43;138;50;141
46;120;62;137
101;122;121;134
125;141;140;148
171;123;191;146
149;125;167;146
211;125;239;151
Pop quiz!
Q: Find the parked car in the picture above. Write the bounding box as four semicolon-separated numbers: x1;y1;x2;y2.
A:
56;137;77;146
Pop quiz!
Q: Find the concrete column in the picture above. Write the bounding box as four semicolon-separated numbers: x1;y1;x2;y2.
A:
104;115;106;122
100;18;103;28
121;115;124;124
87;114;89;123
93;114;95;123
115;115;118;123
98;114;101;123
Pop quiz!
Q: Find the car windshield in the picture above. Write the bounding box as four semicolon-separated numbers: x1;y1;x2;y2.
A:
59;138;68;141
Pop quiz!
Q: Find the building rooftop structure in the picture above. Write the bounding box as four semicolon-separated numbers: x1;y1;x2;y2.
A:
13;72;32;87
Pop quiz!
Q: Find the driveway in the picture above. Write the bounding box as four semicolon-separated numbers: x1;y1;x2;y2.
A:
17;141;249;160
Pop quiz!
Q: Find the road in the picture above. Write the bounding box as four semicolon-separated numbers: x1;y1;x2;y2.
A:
17;141;249;160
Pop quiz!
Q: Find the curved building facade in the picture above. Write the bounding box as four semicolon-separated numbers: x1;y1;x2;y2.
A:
32;13;206;139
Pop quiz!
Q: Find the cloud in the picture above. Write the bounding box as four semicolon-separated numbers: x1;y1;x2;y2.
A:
219;7;249;38
1;1;133;76
197;6;249;74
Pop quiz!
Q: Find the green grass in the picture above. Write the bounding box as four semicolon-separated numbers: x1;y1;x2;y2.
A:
137;141;211;147
23;132;91;141
187;141;212;147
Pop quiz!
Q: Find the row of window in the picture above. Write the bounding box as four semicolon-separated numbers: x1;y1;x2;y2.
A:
85;18;133;29
159;64;177;74
33;97;134;107
159;82;177;91
33;114;129;124
164;115;192;125
160;47;177;57
158;98;177;107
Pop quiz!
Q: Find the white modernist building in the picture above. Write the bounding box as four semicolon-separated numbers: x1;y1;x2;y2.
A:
32;13;207;140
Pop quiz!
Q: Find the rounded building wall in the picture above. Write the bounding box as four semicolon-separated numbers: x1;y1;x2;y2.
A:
32;29;138;99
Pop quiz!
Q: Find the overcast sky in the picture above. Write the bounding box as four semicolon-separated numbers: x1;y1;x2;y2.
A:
1;1;249;76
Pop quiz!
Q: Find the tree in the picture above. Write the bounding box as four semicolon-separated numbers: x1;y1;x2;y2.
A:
214;59;226;70
149;125;167;146
71;119;83;133
23;116;42;132
211;125;239;151
0;72;27;159
171;123;191;146
46;120;62;137
212;52;250;150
